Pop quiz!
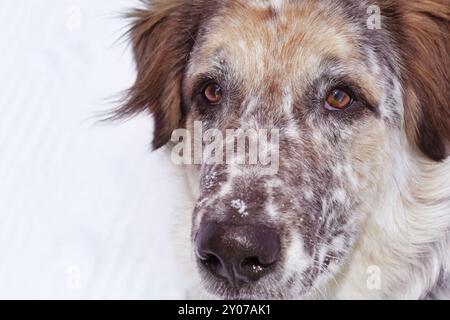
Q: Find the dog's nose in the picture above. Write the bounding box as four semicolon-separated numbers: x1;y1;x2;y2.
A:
196;221;281;287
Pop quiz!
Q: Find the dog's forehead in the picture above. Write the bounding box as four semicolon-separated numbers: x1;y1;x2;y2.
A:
188;0;363;83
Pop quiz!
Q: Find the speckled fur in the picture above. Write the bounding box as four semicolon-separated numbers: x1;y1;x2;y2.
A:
118;0;450;299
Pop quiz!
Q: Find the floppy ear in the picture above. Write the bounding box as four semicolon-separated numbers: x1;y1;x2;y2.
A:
397;0;450;161
115;0;215;149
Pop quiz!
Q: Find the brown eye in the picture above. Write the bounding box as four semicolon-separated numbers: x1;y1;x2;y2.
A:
325;88;353;110
202;83;223;104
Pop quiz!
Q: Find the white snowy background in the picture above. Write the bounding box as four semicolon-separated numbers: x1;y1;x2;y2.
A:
0;0;186;299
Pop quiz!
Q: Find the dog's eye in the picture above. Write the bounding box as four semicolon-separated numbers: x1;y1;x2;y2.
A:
325;88;353;110
202;83;223;104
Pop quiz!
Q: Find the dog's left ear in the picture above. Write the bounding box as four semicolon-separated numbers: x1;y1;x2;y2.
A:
395;0;450;161
114;0;216;149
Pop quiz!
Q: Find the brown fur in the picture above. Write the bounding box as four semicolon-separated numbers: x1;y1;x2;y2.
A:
117;0;449;161
115;0;450;299
114;0;219;149
389;0;449;160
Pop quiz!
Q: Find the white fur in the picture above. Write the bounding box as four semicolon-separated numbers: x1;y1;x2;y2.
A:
165;139;450;299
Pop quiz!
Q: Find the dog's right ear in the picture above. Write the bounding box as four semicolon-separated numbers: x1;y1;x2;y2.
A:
114;0;216;149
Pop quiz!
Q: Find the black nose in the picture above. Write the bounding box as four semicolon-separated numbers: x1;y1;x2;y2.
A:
195;221;281;287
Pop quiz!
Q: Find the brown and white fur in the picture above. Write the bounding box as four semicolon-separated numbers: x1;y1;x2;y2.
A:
115;0;450;299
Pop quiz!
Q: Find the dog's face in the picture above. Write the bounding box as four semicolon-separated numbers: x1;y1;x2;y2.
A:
119;0;449;299
183;0;403;299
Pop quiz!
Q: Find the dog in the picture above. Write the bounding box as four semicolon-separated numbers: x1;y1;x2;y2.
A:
114;0;450;299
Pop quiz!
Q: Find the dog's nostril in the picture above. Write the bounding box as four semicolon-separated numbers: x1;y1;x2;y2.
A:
198;251;230;280
200;253;221;268
241;257;268;273
241;256;273;268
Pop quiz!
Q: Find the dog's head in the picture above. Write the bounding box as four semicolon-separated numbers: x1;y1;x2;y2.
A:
118;0;449;299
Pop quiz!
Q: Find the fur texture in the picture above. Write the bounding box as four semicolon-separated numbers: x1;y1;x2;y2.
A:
116;0;450;299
